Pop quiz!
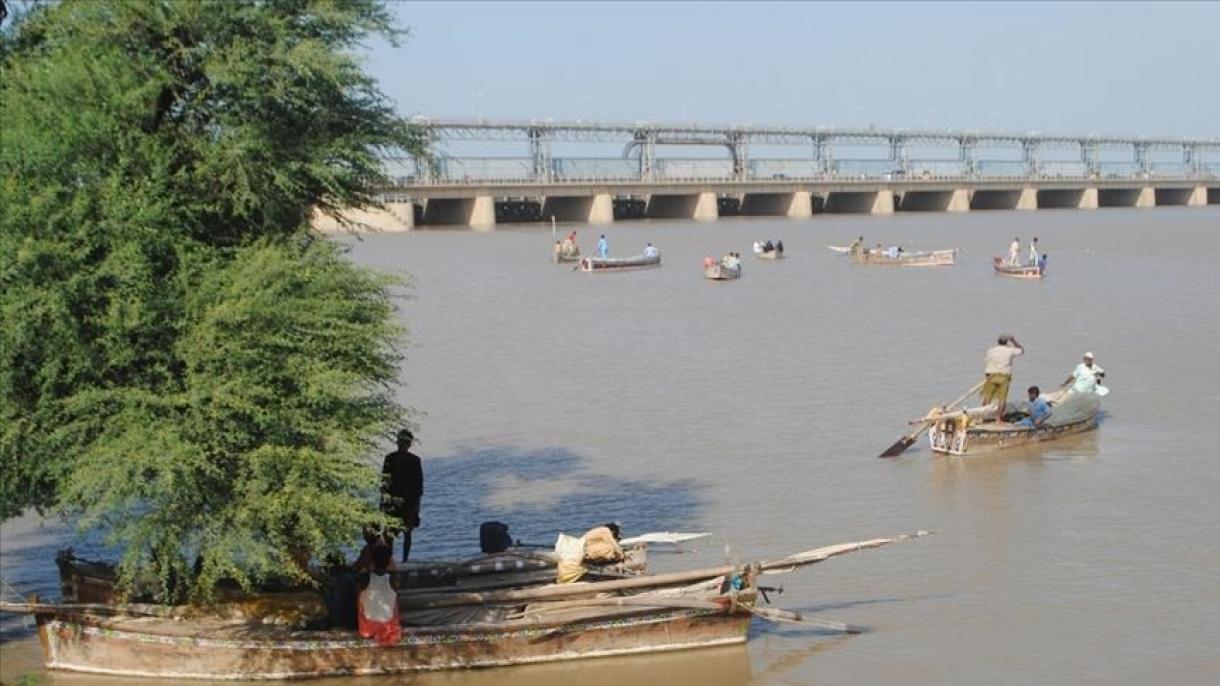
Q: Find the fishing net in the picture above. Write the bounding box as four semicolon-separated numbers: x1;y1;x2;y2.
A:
1009;390;1101;427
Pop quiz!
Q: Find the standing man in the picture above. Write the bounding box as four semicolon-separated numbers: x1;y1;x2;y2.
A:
381;429;423;563
597;234;609;259
1029;237;1040;266
981;334;1024;420
1009;237;1021;266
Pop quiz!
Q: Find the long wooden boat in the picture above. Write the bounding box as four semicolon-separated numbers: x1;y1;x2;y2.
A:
992;255;1043;279
754;250;783;260
928;388;1101;456
704;263;742;280
579;253;661;272
851;249;957;267
2;534;928;680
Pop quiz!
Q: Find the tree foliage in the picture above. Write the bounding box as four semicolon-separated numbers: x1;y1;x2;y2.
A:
1;0;424;600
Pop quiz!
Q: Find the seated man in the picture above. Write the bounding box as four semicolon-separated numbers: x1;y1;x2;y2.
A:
643;242;659;258
1017;386;1052;428
775;240;784;254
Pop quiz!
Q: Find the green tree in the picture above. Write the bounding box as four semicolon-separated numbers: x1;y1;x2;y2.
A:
1;0;424;600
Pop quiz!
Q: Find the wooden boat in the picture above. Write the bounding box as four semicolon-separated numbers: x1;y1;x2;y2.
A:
578;253;661;272
992;255;1043;279
704;262;742;280
1;534;927;679
928;388;1102;456
826;245;851;255
851;248;957;267
754;250;783;260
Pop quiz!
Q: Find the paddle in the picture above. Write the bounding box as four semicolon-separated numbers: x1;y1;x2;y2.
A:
748;606;863;633
879;380;984;458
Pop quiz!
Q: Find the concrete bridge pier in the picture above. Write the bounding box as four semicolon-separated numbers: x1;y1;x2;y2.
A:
1152;187;1201;206
646;192;719;221
541;194;614;224
424;196;496;229
1188;186;1207;206
740;191;813;218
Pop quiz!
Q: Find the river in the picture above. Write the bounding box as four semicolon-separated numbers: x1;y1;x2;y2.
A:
3;206;1219;685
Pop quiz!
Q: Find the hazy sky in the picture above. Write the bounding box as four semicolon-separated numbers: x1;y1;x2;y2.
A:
366;1;1219;139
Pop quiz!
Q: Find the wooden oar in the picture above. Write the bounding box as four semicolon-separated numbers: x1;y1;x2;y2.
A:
879;380;984;457
749;606;863;633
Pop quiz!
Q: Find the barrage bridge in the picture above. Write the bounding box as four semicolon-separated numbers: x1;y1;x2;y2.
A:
371;118;1220;229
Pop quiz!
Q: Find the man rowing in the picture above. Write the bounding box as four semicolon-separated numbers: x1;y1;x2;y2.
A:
982;334;1024;420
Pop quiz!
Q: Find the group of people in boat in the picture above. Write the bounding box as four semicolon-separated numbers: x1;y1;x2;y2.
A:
752;239;784;255
553;231;581;260
981;335;1105;427
557;231;661;262
1007;236;1048;274
718;252;743;270
848;236;905;258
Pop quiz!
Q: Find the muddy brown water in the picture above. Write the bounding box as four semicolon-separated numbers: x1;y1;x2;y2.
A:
4;207;1219;685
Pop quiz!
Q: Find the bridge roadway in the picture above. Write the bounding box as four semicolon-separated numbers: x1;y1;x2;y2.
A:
349;176;1218;230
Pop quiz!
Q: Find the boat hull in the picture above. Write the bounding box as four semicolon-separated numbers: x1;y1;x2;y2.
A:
850;249;956;267
929;412;1098;455
579;254;662;272
704;264;742;280
754;251;782;260
33;605;749;680
992;256;1042;279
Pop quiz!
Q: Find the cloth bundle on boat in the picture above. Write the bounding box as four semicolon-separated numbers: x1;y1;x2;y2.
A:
555;526;625;583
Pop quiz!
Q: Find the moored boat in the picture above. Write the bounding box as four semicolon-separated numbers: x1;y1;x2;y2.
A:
1;534;928;679
851;249;957;267
992;255;1043;279
928;388;1101;456
578;253;661;272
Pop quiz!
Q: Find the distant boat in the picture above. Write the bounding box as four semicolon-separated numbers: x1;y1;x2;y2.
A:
992;256;1043;279
704;261;742;280
553;243;581;263
826;245;851;255
579;253;662;272
851;249;957;267
754;249;784;260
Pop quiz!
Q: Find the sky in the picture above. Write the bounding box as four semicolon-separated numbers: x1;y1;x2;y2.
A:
365;1;1219;140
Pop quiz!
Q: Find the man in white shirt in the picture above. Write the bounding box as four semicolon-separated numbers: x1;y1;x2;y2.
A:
1009;237;1021;266
643;243;659;258
1063;352;1104;394
981;335;1025;420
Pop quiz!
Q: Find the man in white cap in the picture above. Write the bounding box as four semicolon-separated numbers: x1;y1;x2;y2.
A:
1064;352;1105;394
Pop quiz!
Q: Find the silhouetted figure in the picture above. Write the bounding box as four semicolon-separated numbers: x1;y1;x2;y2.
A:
381;429;423;562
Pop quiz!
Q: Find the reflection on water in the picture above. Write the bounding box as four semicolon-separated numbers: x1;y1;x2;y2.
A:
4;207;1220;684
